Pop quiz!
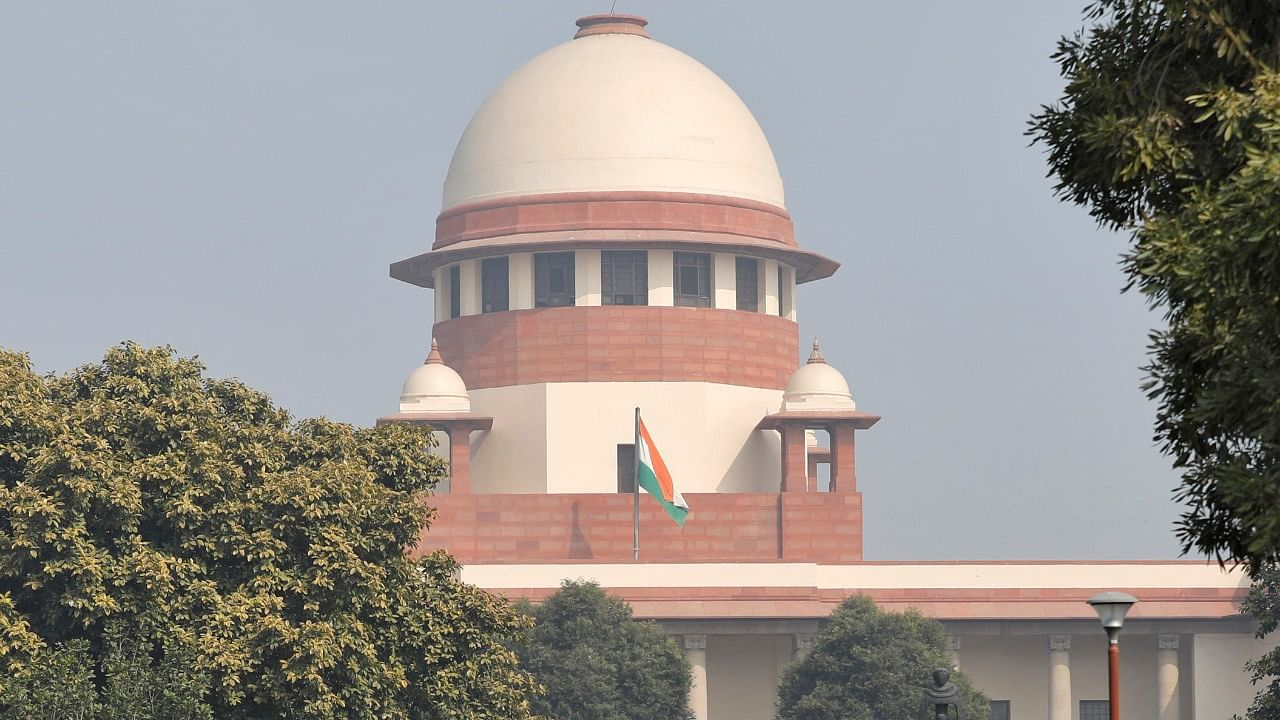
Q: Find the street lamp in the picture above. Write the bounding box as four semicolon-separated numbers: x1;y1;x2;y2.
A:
1087;591;1137;720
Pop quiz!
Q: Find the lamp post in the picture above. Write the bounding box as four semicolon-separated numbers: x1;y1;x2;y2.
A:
1087;591;1137;720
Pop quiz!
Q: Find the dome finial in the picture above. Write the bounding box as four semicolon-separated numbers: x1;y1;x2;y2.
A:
807;338;826;365
425;338;444;365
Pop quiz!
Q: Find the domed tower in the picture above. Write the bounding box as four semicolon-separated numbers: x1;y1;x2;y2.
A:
385;15;876;558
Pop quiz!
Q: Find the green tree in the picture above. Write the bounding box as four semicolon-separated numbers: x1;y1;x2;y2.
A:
1;626;212;720
515;580;691;720
1239;565;1280;720
775;596;987;720
1029;1;1280;572
1;640;97;720
0;343;541;719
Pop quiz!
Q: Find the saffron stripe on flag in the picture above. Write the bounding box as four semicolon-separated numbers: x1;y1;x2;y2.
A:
637;417;689;526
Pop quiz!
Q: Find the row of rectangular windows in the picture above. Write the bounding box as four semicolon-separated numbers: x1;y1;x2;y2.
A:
446;251;788;318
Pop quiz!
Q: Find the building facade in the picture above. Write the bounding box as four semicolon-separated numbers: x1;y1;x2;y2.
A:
380;14;1275;720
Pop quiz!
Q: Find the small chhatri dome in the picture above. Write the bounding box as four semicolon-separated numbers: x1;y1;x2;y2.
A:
399;339;471;413
441;14;784;210
780;339;855;411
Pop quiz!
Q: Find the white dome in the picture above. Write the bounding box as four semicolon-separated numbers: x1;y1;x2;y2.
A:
442;17;785;211
399;341;471;413
781;341;856;412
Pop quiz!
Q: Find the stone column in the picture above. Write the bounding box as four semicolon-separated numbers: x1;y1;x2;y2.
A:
1048;635;1071;720
458;259;481;316
779;424;807;492
1158;634;1180;720
574;249;602;306
829;424;856;492
793;633;817;661
684;634;708;720
446;426;472;494
508;253;534;310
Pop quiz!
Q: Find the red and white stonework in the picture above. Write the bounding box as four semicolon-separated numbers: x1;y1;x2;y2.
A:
380;14;1274;720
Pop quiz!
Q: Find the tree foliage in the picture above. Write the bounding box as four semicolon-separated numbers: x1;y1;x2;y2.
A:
515;580;691;720
775;596;987;720
1;626;212;720
0;343;541;719
1239;564;1280;720
1030;1;1280;571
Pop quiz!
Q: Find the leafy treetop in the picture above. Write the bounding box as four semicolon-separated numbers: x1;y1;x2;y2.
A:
1030;0;1280;571
0;343;542;719
776;595;987;720
515;580;692;720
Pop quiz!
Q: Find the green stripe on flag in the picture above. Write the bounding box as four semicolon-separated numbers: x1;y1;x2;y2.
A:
638;463;689;526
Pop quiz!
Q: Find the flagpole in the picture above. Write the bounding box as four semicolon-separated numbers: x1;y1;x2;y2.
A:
632;406;640;561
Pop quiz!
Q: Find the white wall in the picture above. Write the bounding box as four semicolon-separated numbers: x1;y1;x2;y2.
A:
468;383;549;493
706;634;792;720
465;381;783;494
1194;633;1280;719
543;381;784;493
468;562;1251;592
959;635;1046;717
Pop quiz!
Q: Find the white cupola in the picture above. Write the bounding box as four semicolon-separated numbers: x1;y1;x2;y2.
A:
780;339;856;412
399;339;471;413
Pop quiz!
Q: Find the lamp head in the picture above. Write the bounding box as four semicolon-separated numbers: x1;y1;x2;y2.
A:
1087;591;1137;631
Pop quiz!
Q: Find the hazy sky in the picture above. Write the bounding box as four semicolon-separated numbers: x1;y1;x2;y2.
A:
0;2;1189;561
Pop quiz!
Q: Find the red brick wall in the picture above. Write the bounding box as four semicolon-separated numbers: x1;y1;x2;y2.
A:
435;191;795;249
415;491;863;563
432;306;799;390
779;493;862;562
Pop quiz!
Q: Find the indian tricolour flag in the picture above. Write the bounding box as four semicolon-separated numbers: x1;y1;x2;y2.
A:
636;414;689;526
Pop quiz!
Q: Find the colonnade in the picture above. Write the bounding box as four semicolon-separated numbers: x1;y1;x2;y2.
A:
1039;634;1181;720
676;631;1187;720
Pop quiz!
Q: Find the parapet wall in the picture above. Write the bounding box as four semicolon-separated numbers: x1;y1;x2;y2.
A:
416;491;862;563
